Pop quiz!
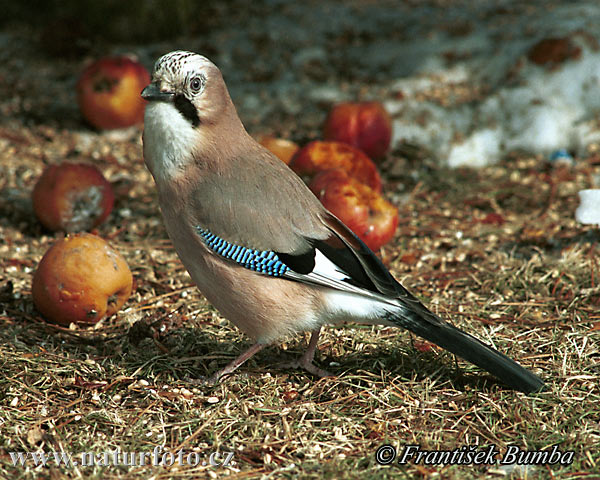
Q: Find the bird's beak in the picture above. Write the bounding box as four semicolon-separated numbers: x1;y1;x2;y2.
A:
141;83;175;102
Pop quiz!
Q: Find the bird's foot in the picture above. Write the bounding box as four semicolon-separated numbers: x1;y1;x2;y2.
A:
279;328;334;378
280;358;334;378
188;343;268;386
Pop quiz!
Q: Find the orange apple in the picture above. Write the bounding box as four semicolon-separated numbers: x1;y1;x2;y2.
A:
323;102;392;159
290;140;381;192
310;169;398;251
76;56;150;130
32;163;114;232
258;136;299;165
32;233;133;326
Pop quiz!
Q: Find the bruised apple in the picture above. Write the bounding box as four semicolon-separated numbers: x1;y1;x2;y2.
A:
323;102;392;160
258;136;299;165
32;163;114;232
310;169;398;251
32;233;133;325
77;56;150;130
290;140;381;192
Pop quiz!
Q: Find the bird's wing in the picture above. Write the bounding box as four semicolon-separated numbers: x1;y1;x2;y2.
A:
190;143;440;320
194;201;440;330
192;214;392;299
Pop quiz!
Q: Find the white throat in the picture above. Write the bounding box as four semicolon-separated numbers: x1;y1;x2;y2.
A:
143;102;198;185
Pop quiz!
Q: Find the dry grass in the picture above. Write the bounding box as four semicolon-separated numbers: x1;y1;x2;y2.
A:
1;123;599;479
0;32;599;480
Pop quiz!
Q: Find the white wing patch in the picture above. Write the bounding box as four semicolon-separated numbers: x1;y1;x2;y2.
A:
282;248;399;325
312;249;351;283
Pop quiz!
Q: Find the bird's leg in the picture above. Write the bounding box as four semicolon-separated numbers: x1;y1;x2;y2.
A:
283;328;334;378
207;342;266;384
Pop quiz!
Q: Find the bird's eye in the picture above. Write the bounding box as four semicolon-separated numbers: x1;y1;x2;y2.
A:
190;77;203;93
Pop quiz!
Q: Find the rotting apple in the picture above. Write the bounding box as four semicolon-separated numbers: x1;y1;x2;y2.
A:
32;162;114;232
290;140;382;192
76;56;150;130
323;102;393;160
309;169;398;251
257;136;299;165
32;233;133;326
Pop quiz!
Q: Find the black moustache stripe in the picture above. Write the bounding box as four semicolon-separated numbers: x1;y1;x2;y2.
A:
174;95;200;127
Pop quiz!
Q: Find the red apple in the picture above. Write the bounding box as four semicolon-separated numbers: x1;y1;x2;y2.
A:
32;163;114;232
323;102;393;160
76;56;150;130
257;136;299;165
309;169;398;251
290;140;381;192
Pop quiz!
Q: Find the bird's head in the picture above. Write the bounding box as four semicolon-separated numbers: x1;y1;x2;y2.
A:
142;51;232;128
141;51;249;185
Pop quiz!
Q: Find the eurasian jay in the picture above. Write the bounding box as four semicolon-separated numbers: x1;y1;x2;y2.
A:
141;51;545;394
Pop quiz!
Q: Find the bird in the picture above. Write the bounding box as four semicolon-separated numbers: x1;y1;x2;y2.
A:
141;51;545;394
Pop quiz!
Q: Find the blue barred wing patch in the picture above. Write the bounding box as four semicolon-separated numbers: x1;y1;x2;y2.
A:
196;227;289;277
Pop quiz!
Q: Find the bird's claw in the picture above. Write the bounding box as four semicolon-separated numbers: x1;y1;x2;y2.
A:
279;359;334;378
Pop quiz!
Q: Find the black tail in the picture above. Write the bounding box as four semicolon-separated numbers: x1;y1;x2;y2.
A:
387;305;545;394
